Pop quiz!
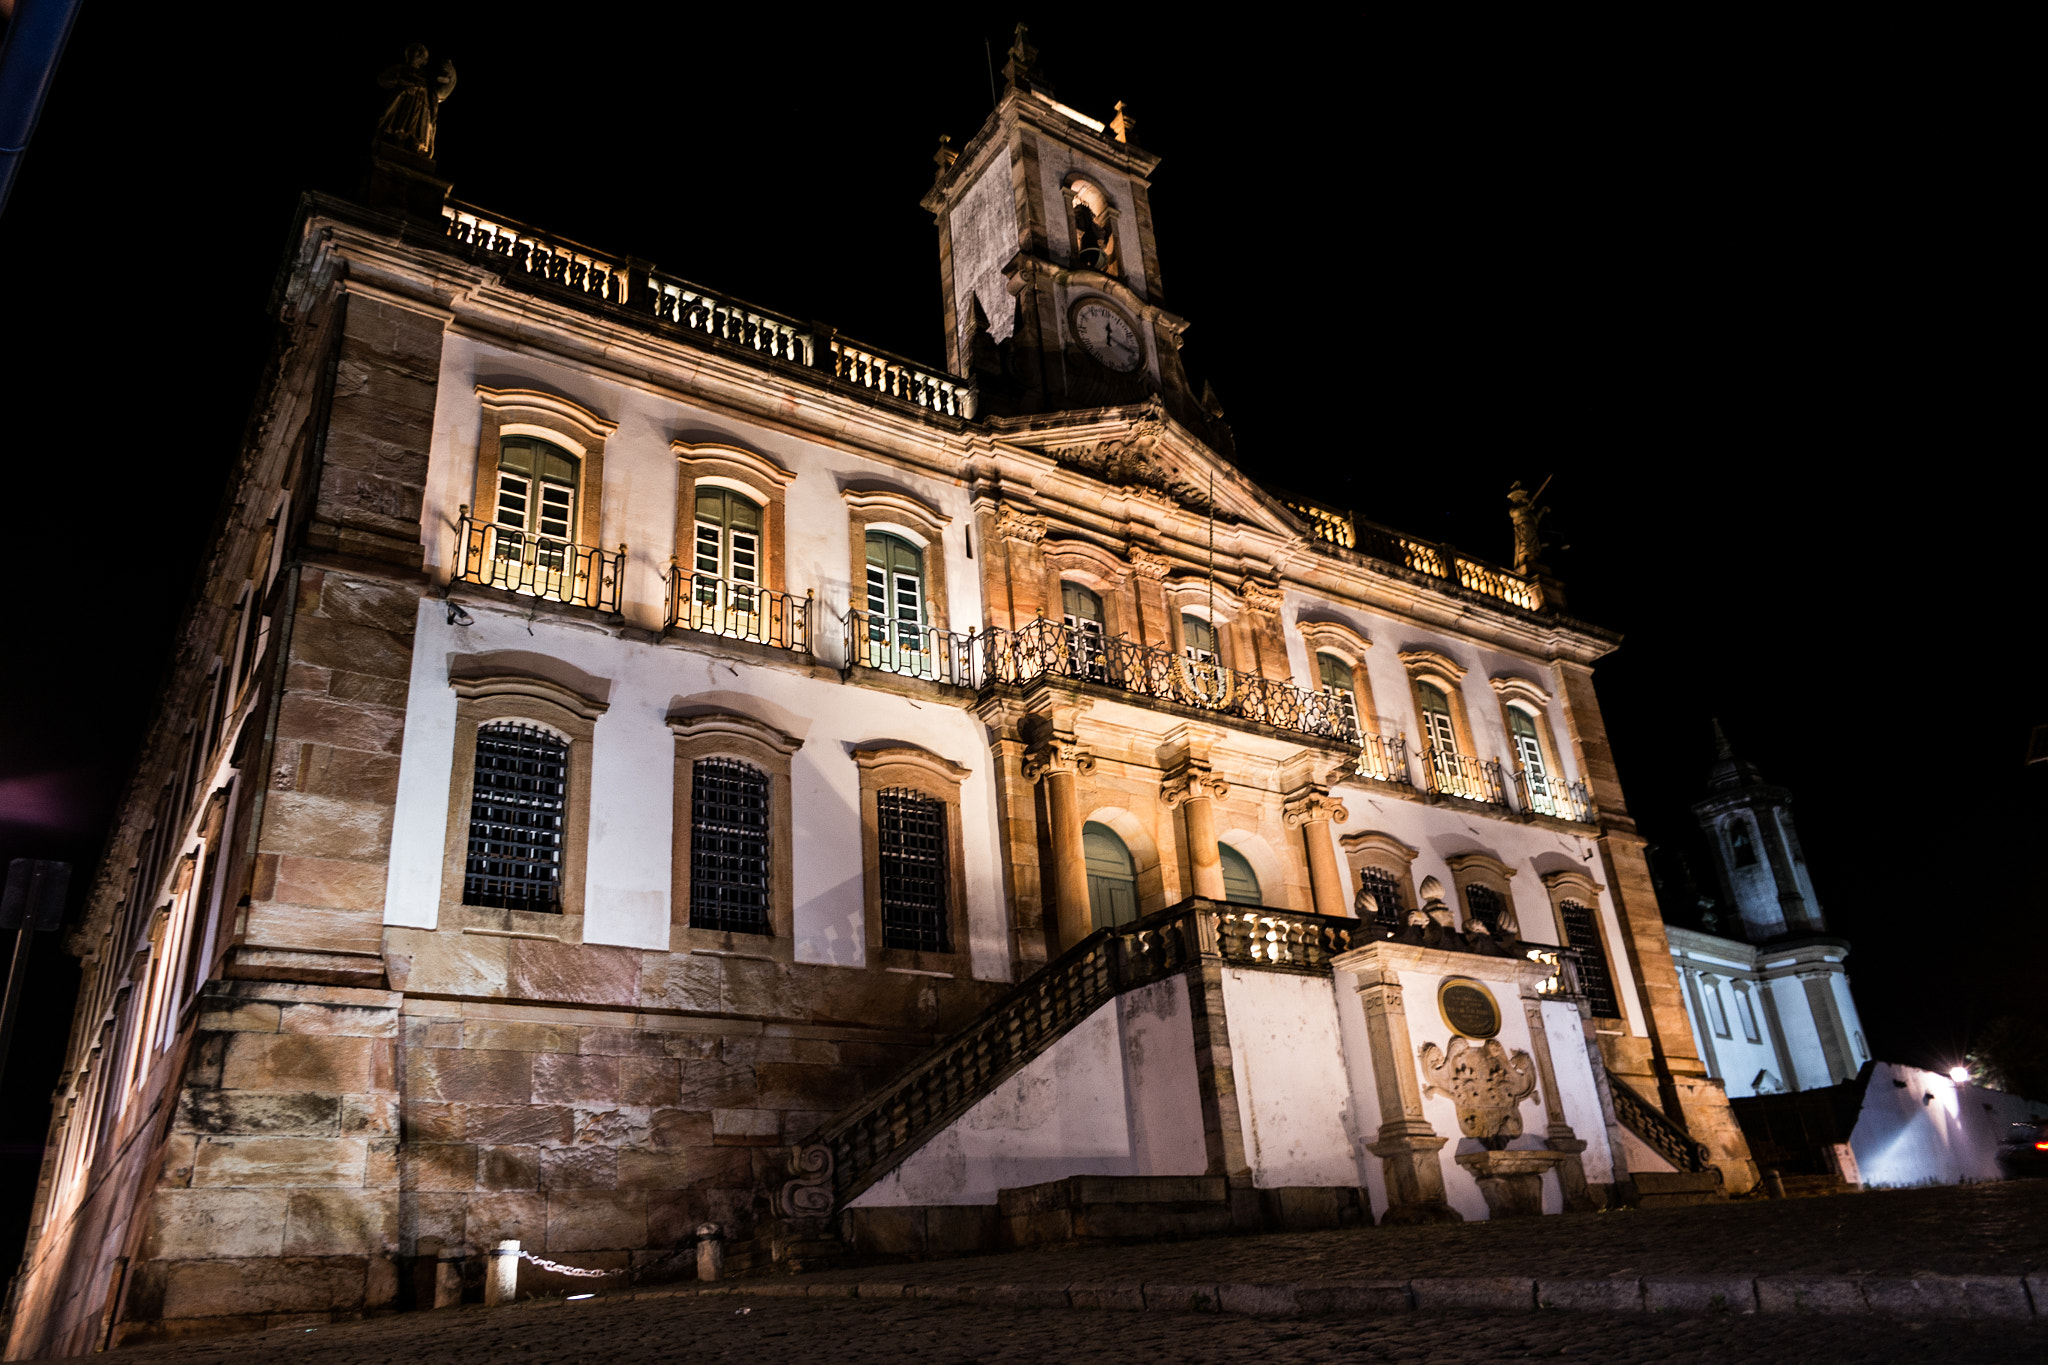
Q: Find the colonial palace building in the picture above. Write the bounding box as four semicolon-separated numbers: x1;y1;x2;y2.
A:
6;32;1757;1355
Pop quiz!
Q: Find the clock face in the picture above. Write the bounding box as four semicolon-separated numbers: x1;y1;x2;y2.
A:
1072;301;1143;373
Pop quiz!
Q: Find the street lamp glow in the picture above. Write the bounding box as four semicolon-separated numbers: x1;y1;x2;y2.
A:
1949;1065;1970;1085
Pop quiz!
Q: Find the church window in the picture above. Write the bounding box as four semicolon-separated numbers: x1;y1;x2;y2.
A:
1066;178;1120;277
877;787;950;952
463;722;568;913
693;486;762;614
1356;863;1406;931
1734;985;1760;1042
1728;818;1758;867
1318;652;1361;739
688;757;771;935
1180;612;1220;665
1703;978;1731;1038
1219;843;1261;905
1508;706;1547;782
1417;681;1459;754
1062;582;1108;680
495;437;579;571
1084;821;1139;929
1464;882;1508;934
1556;898;1621;1019
865;532;927;657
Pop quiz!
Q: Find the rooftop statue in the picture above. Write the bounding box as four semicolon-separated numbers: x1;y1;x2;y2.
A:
375;44;457;160
1506;476;1552;576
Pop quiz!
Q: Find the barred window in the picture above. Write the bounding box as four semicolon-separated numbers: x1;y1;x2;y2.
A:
1558;898;1620;1019
1464;883;1508;934
1355;864;1406;932
464;722;567;912
877;787;949;952
690;757;771;934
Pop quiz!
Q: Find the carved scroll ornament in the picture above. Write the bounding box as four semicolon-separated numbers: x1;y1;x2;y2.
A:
1418;1035;1539;1150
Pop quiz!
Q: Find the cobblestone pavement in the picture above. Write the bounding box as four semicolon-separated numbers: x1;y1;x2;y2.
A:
55;1295;2048;1365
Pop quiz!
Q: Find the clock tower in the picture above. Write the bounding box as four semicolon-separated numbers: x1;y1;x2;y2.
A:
922;26;1206;427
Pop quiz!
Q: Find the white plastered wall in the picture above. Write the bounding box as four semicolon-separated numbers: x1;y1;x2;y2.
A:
851;976;1207;1206
1217;969;1366;1189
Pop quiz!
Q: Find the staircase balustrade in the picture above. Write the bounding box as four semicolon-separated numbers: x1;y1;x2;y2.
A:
1609;1076;1715;1175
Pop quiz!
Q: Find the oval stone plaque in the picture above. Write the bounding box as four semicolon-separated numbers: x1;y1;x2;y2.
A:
1438;977;1501;1039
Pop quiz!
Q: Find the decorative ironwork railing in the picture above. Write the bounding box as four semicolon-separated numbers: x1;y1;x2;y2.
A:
1424;746;1506;806
453;507;624;613
842;610;976;687
1284;496;1549;615
979;619;1355;745
665;570;811;653
440;203;970;420
797;899;1354;1212
1609;1076;1715;1176
1355;732;1412;786
1514;766;1594;824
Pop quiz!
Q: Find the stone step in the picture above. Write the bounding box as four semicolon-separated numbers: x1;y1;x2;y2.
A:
998;1175;1234;1248
1622;1170;1727;1208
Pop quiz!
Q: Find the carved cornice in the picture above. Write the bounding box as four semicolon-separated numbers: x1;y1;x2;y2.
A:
1240;579;1284;617
993;504;1047;545
1126;545;1172;580
1023;739;1095;782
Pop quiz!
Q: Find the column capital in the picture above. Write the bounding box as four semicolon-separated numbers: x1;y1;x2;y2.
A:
1161;762;1228;808
1282;786;1348;829
1024;738;1094;783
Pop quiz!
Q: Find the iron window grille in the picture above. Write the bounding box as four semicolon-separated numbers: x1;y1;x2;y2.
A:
689;757;771;934
1557;898;1621;1018
1356;864;1407;935
877;787;949;953
1463;883;1509;935
464;722;568;912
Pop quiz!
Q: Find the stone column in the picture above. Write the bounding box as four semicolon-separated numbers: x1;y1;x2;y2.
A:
1283;785;1350;916
1024;737;1094;952
1346;953;1459;1224
1162;762;1229;901
1520;992;1598;1212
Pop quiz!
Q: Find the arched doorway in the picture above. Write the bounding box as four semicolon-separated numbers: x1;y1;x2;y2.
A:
1084;821;1139;928
1219;843;1262;905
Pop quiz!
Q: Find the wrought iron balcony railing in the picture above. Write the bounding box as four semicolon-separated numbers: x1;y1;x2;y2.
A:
453;507;624;613
980;619;1355;745
1513;765;1594;824
665;569;812;653
842;610;976;687
1354;731;1412;787
441;204;971;421
1423;745;1506;807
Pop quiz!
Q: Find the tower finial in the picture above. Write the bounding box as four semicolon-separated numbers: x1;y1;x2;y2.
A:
1111;100;1136;145
1711;716;1733;760
1002;23;1043;91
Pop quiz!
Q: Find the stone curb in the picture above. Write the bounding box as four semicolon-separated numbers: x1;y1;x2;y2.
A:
598;1272;2046;1321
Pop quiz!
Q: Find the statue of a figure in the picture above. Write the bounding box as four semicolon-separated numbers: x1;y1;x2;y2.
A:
375;45;457;160
1506;478;1551;576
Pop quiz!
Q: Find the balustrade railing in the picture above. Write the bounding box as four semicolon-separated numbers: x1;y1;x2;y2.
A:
1514;766;1594;823
1355;732;1412;786
665;570;811;653
798;899;1354;1212
1609;1076;1715;1176
453;507;624;613
842;610;976;687
1424;746;1506;806
979;619;1354;745
1290;503;1548;615
440;203;968;420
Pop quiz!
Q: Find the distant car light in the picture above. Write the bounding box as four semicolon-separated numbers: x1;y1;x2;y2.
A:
2034;1141;2048;1152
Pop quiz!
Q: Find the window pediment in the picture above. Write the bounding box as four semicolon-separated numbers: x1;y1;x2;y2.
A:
1489;673;1552;708
841;485;952;532
1298;618;1373;663
1398;648;1468;683
1446;851;1517;882
667;709;804;756
476;386;618;442
673;440;796;491
1539;868;1604;899
450;660;611;721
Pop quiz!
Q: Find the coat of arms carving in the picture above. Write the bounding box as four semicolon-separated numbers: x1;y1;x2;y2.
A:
1418;1035;1539;1149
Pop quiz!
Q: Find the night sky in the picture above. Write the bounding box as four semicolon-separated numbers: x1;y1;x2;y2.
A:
0;8;2034;1264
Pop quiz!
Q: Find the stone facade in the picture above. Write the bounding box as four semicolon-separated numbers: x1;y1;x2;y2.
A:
3;39;1753;1358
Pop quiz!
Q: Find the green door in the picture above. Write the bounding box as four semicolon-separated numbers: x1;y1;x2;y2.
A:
1084;822;1139;929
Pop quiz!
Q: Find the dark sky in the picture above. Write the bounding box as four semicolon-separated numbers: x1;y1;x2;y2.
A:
0;6;2034;1259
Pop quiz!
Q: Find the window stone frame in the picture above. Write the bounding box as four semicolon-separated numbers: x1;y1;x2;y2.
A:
472;387;616;553
843;487;953;634
853;743;972;975
1298;620;1380;735
669;709;803;961
673;441;796;596
1339;829;1419;922
1445;850;1519;935
1539;868;1626;1023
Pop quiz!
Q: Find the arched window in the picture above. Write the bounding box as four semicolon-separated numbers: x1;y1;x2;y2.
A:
865;532;926;655
688;757;770;935
1180;612;1219;665
693;486;762;609
1318;652;1360;738
1355;863;1406;932
1219;843;1261;905
1417;681;1458;754
1556;897;1620;1019
1728;817;1757;867
1067;178;1120;276
1062;582;1107;680
495;438;579;570
877;787;949;952
464;721;568;912
1507;706;1545;782
1084;821;1138;928
1463;882;1508;934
